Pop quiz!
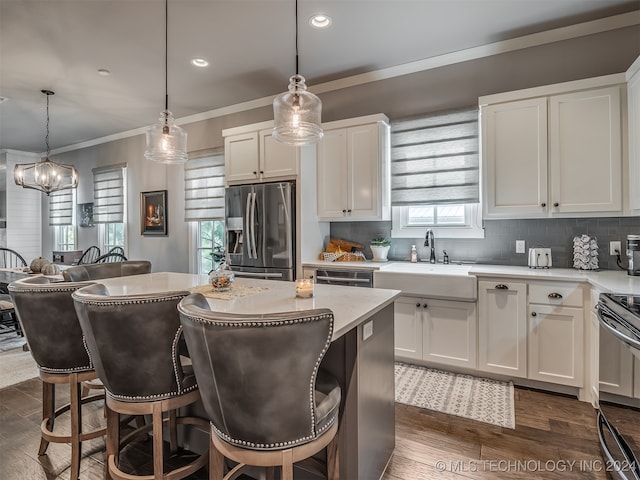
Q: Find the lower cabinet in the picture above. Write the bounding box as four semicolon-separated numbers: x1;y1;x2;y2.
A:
394;296;476;369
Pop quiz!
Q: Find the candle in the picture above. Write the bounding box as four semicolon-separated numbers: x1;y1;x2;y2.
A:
295;278;314;298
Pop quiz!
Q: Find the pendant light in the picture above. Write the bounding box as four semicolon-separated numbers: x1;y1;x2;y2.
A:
272;0;323;146
144;0;187;164
14;90;78;196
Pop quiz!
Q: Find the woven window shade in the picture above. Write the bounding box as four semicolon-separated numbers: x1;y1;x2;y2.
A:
48;189;73;226
184;152;225;222
92;163;125;223
391;108;479;206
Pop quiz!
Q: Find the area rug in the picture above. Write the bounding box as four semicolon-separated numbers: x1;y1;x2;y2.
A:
395;362;515;429
0;347;38;389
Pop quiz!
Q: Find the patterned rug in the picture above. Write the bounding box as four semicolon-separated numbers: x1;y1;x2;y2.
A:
395;362;515;429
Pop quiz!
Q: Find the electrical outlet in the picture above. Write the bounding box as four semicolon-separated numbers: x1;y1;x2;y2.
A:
516;240;525;254
610;241;621;256
363;321;373;341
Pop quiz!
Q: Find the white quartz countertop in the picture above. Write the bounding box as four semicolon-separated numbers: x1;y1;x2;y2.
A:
95;272;401;341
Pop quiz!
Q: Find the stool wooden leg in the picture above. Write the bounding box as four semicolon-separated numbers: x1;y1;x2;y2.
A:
265;467;275;480
169;409;178;454
106;405;119;480
326;433;339;480
38;381;55;455
152;402;164;479
281;449;293;480
209;438;224;480
69;374;82;480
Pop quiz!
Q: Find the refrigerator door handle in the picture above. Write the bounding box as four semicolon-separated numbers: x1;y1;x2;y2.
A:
245;192;253;259
250;192;258;259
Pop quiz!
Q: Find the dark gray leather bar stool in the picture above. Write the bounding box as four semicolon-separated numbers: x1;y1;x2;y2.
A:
63;260;151;282
8;276;106;480
178;293;341;480
72;284;208;480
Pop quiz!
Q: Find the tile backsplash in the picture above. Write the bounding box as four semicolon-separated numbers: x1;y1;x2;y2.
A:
330;217;640;270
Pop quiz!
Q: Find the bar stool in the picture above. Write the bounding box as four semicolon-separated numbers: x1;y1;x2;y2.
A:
72;284;208;480
178;293;340;480
8;277;106;480
62;260;151;282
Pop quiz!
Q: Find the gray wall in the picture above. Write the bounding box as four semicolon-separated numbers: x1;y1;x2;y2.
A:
330;217;640;270
43;25;639;272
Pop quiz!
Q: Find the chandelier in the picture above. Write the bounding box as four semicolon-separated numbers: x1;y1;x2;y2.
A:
272;0;323;146
14;90;78;196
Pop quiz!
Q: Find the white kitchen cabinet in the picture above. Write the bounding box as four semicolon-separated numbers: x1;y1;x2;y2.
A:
223;123;298;184
477;280;527;378
317;115;390;221
394;295;476;369
627;56;640;213
481;79;623;219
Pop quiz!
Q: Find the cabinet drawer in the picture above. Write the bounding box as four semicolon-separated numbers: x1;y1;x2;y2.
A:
528;281;583;307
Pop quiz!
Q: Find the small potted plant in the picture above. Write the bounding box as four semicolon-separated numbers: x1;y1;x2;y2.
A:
370;237;391;262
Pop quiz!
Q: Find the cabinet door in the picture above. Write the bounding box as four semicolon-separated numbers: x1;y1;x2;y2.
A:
422;299;476;369
482;98;548;218
394;296;422;360
549;86;622;213
225;132;259;183
627;59;640;212
259;130;298;179
317;129;349;218
477;280;527;378
528;305;584;387
348;123;381;219
599;325;634;396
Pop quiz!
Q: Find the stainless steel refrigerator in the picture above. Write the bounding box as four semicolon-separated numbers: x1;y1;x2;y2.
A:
225;181;295;281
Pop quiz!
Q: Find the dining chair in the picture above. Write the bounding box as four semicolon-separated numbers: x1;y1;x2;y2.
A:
0;247;27;269
72;284;208;480
94;252;128;263
178;293;340;480
8;276;106;480
62;260;151;282
107;246;125;256
76;246;101;265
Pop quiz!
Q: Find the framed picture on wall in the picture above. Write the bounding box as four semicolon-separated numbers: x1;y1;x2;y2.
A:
141;190;168;236
78;203;94;227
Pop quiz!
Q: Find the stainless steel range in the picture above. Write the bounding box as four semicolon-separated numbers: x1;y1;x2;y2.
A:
596;293;640;480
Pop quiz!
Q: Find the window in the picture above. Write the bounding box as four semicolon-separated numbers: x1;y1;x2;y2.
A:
49;189;76;250
390;108;483;239
184;150;225;274
93;163;127;252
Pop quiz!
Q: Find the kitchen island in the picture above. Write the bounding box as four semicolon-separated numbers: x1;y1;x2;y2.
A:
96;272;402;480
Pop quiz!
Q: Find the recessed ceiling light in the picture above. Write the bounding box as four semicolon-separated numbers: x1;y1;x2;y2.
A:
97;69;111;76
191;58;209;68
309;14;331;28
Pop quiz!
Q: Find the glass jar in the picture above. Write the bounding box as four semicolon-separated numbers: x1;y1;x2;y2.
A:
209;265;235;292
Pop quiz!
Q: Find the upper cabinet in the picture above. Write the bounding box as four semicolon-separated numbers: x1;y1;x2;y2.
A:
223;121;298;185
627;56;640;213
316;114;391;221
481;75;625;219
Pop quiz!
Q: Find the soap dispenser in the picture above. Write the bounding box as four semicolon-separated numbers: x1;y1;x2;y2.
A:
410;245;418;263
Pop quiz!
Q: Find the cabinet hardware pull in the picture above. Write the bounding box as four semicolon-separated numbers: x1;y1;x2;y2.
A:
416;303;421;308
423;303;428;309
347;209;352;213
253;171;257;175
541;202;546;207
495;284;509;290
342;209;347;214
531;311;537;317
259;170;264;174
548;292;563;299
553;202;559;207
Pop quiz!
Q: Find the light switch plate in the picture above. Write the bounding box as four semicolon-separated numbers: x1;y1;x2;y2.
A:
363;321;373;341
516;240;525;254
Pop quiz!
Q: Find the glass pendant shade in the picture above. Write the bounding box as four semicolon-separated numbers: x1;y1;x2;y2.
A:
14;89;79;196
144;110;188;164
273;75;323;146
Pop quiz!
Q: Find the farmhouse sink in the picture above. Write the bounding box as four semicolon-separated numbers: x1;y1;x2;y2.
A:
373;262;477;301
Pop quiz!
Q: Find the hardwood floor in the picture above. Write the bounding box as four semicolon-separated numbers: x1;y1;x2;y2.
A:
0;377;638;479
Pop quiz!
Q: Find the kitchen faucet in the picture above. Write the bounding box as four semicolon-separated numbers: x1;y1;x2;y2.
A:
424;229;436;264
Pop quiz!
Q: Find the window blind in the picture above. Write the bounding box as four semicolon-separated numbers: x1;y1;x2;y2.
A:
92;163;125;223
184;151;225;222
48;189;73;226
390;108;479;206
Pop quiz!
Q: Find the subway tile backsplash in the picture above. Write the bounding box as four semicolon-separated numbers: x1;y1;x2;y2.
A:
329;217;640;270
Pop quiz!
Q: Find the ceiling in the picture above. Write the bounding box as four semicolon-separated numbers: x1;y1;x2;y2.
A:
1;0;638;153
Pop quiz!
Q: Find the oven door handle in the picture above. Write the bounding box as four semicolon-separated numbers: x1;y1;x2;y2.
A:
316;275;372;284
597;306;640;352
597;410;640;480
